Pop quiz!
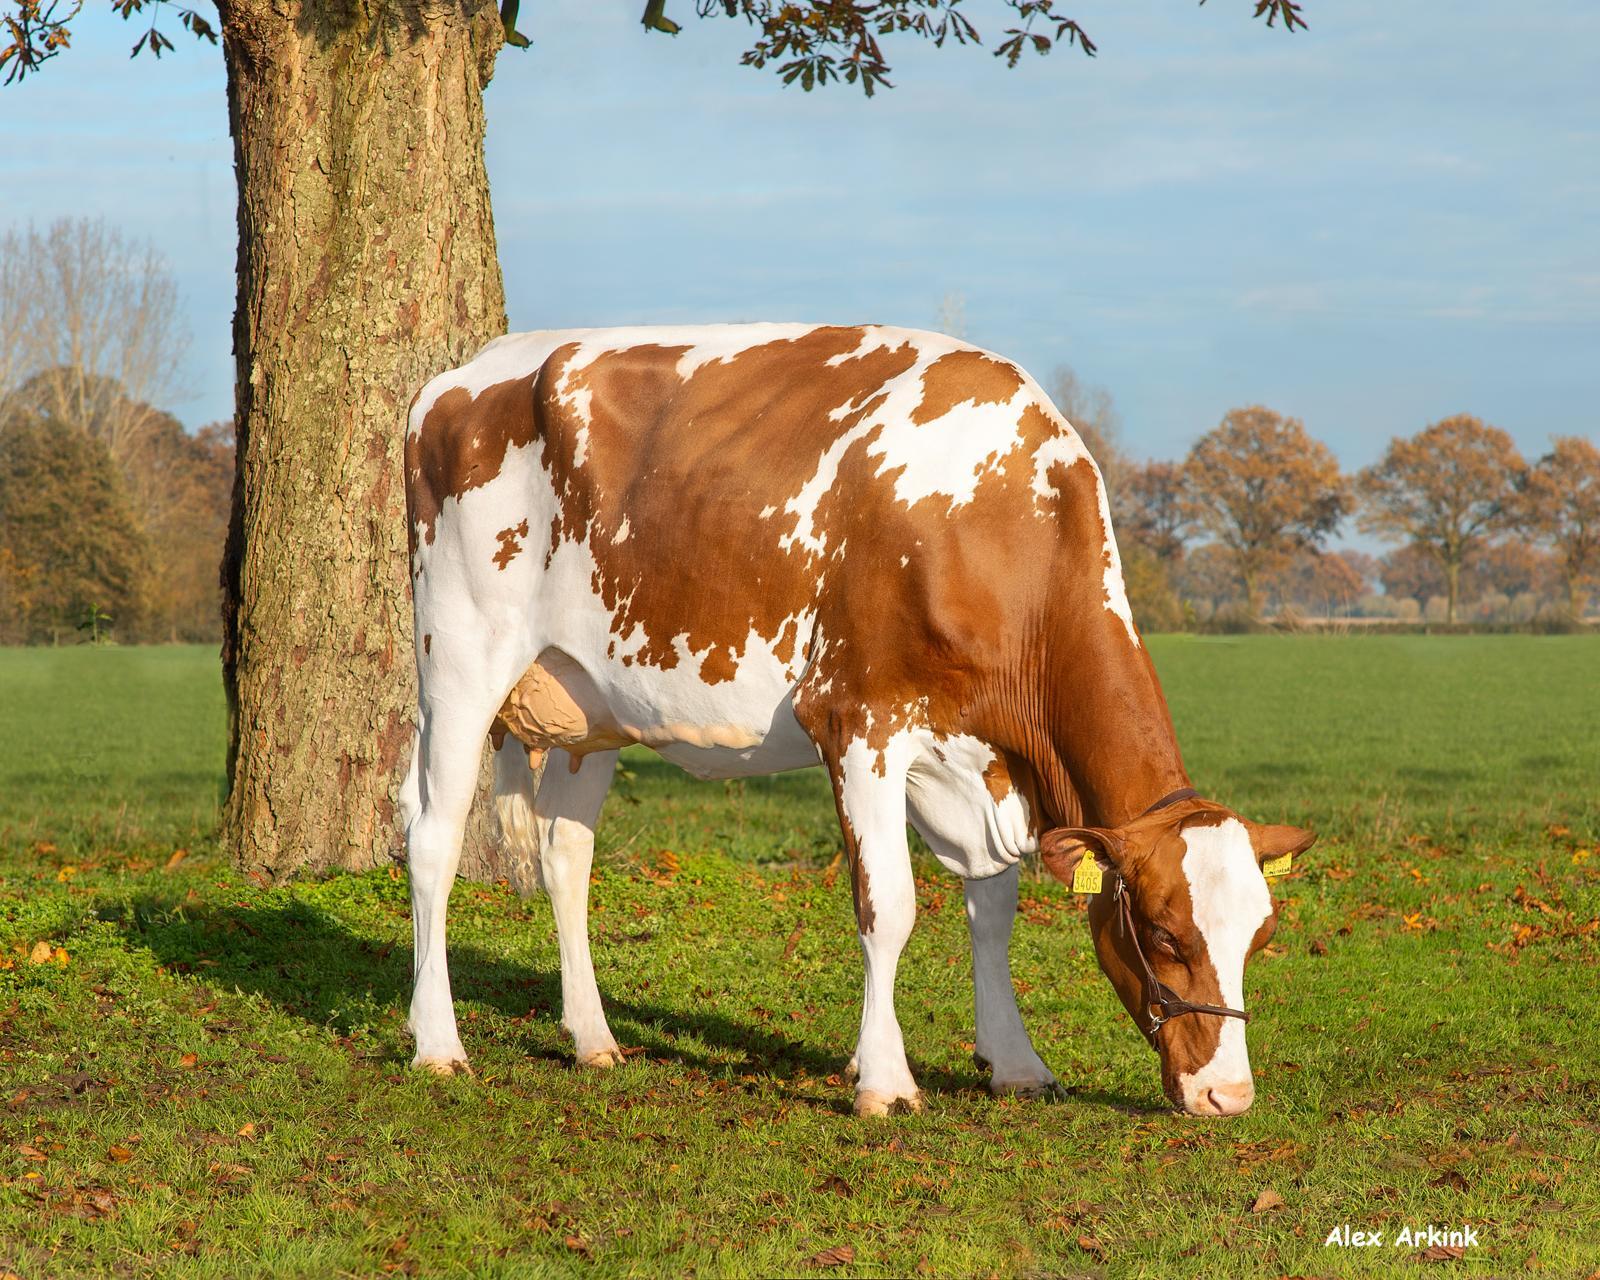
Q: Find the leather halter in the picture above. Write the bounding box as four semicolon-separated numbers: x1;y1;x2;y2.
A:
1109;786;1252;1051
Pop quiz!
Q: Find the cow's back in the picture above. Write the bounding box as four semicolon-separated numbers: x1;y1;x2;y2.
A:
405;323;1119;776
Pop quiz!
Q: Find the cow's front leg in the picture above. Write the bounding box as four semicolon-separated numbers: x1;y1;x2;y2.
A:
533;748;623;1068
827;737;921;1117
965;865;1059;1098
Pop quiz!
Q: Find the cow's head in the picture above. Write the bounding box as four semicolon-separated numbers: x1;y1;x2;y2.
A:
1042;798;1314;1116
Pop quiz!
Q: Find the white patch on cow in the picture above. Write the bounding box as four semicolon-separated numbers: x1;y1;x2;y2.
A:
1094;479;1139;646
868;388;1029;508
408;331;562;430
1177;818;1272;1115
822;324;901;367
613;517;630;544
905;732;1036;879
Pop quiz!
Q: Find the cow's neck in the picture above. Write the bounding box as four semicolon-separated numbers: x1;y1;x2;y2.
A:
1031;614;1191;830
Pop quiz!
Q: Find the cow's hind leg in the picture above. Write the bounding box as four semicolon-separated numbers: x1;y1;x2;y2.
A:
533;748;623;1067
406;697;498;1075
822;736;922;1117
963;867;1059;1098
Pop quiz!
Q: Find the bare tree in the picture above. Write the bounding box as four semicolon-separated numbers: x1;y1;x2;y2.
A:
0;219;188;469
933;291;968;340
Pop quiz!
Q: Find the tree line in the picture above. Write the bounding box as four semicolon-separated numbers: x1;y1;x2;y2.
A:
0;220;232;645
1056;372;1598;631
2;218;1593;648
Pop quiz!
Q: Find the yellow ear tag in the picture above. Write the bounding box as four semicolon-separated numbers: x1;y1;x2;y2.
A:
1072;857;1104;895
1262;852;1293;879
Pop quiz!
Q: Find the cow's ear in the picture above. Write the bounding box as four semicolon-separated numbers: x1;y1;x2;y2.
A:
1040;825;1124;888
1248;822;1317;866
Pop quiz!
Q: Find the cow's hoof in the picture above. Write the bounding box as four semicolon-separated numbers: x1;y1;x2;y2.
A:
843;1056;859;1083
853;1089;925;1118
413;1056;473;1077
576;1047;626;1069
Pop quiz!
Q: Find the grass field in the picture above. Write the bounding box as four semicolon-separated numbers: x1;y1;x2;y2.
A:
1;638;1597;1278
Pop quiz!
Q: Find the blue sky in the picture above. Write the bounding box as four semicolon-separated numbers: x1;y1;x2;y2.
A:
6;1;1597;471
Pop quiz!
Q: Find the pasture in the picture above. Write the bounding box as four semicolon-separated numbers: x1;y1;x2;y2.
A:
1;637;1596;1278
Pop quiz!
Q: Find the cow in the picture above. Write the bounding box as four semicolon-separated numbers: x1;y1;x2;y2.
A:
400;323;1314;1118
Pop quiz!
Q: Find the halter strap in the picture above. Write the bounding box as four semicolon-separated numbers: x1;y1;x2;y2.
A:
1139;786;1200;817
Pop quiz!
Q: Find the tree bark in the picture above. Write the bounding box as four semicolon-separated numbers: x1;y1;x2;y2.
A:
219;1;510;882
1445;557;1459;625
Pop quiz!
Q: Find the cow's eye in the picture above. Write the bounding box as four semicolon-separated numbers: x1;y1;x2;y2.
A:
1148;926;1183;960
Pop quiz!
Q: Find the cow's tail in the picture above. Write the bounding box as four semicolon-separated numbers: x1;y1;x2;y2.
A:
492;736;544;894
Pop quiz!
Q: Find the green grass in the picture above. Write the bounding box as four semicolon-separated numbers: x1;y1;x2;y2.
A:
0;637;1596;1278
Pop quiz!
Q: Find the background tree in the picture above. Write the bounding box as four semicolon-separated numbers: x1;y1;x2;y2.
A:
1519;436;1600;621
1462;538;1556;608
0;220;187;471
0;409;148;643
1378;542;1442;611
1272;548;1369;618
1173;542;1241;616
126;414;235;642
4;0;1311;882
1357;414;1523;625
1121;460;1192;564
1182;405;1349;618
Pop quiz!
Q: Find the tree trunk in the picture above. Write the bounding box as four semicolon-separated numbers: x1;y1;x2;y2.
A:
219;1;511;882
1445;558;1460;625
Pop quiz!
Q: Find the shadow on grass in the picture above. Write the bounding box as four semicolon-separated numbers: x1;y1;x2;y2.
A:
98;890;1028;1109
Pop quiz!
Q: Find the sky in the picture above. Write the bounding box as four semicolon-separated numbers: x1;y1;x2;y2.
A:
5;1;1598;474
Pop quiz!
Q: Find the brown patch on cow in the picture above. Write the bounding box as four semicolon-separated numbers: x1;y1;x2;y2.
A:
909;350;1024;425
405;373;539;557
699;646;738;685
981;752;1012;804
492;519;529;570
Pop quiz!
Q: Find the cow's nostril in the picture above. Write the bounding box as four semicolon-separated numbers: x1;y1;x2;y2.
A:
1205;1084;1254;1116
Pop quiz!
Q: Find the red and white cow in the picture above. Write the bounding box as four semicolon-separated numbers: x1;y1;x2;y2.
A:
400;324;1313;1117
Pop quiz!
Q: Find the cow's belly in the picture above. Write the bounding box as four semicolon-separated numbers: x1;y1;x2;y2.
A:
496;645;821;781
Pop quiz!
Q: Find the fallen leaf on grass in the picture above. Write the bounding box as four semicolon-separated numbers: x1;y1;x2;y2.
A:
803;1245;856;1268
106;1144;133;1162
1075;1235;1106;1259
563;1236;589;1256
812;1174;853;1198
237;1123;257;1139
28;942;52;965
1430;1170;1469;1191
1250;1188;1286;1213
1419;1244;1466;1262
